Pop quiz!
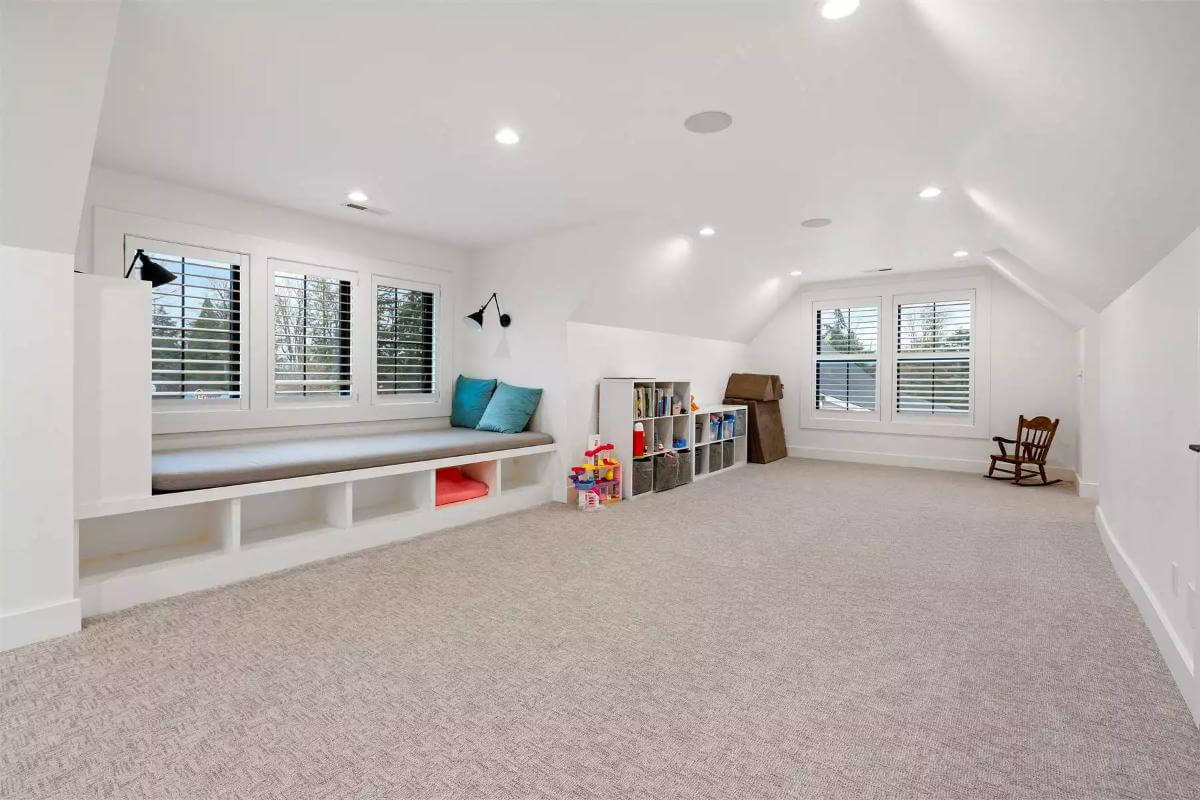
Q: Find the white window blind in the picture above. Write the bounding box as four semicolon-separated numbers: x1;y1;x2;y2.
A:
150;252;242;401
814;305;878;412
376;283;436;395
895;299;971;415
273;270;353;399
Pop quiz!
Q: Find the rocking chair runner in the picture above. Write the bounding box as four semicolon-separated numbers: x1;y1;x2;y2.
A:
986;415;1061;486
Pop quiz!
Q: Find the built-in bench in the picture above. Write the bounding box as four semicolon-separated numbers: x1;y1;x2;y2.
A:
76;427;557;618
153;428;555;492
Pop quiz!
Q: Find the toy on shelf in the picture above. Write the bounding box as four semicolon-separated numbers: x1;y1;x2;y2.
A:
633;421;646;456
567;437;622;510
690;394;700;412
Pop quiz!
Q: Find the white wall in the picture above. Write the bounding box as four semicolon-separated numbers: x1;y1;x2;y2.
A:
0;247;80;650
1095;227;1199;721
746;270;1080;475
77;166;467;275
458;222;754;499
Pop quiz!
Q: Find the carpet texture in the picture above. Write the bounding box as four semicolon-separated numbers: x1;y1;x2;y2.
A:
3;459;1200;799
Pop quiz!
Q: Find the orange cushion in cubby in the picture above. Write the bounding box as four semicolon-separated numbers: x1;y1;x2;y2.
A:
435;467;489;507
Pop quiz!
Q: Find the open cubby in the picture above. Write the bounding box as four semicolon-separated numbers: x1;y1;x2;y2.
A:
241;486;339;547
501;452;552;492
354;471;431;523
437;460;497;508
79;501;230;579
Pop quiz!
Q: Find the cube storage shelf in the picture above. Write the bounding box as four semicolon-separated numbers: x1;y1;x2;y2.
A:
75;443;556;617
598;377;747;499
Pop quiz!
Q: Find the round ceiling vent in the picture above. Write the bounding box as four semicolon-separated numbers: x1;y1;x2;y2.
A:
683;110;733;134
801;218;832;228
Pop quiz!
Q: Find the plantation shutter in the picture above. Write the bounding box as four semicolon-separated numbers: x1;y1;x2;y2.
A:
273;270;353;399
149;251;242;401
814;304;879;412
895;298;971;415
376;282;436;395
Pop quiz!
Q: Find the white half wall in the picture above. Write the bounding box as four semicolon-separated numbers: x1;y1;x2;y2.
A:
1095;226;1199;721
745;270;1080;476
0;247;80;650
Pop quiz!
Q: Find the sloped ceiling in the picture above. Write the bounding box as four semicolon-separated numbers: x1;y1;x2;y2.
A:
95;1;1200;341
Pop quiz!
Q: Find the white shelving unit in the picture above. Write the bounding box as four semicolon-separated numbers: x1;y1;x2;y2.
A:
598;378;747;499
692;403;749;480
75;443;556;617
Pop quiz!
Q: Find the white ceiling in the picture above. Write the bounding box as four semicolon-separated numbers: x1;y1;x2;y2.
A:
96;0;1200;321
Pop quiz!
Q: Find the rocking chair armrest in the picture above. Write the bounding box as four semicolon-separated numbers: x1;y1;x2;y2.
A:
992;436;1016;444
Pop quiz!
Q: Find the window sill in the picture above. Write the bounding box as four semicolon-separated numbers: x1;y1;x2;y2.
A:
802;413;987;439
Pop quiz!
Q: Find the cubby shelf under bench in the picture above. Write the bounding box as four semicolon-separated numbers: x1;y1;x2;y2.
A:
75;443;557;617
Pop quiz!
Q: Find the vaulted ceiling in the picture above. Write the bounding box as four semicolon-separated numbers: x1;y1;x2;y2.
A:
96;0;1200;337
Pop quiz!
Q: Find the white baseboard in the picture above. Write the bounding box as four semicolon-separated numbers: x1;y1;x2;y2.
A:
0;598;81;652
1076;474;1099;499
1095;506;1199;726
787;445;1075;483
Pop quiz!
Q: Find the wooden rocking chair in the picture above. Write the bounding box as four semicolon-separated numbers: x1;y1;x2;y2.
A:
986;415;1062;486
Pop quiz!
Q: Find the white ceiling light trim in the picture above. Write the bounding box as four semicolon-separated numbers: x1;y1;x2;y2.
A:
953;250;969;258
801;217;832;228
346;190;369;204
698;226;716;237
918;186;942;199
821;0;860;20
494;127;520;145
789;270;803;276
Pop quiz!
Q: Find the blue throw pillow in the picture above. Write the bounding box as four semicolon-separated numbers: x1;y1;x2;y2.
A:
476;381;543;434
451;375;497;429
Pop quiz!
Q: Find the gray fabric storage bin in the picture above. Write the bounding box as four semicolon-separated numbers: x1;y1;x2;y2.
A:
632;458;653;496
675;449;693;487
735;409;747;437
653;453;678;492
709;444;723;472
723;440;735;468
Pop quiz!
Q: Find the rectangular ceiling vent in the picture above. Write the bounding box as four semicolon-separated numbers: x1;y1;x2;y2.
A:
862;267;894;273
342;202;390;216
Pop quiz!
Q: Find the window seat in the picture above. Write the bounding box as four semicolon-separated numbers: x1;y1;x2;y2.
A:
153;428;555;493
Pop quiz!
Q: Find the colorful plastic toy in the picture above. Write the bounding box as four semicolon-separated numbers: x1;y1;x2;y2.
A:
568;437;622;509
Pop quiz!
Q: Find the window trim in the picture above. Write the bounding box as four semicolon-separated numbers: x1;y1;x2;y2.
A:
371;273;441;406
799;273;991;439
126;234;250;414
267;258;358;409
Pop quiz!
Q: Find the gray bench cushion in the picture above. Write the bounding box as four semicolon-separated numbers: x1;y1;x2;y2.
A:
153;428;554;493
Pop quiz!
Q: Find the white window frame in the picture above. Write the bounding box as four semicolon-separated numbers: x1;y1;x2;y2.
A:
892;289;974;421
371;274;441;406
267;259;359;409
125;234;251;414
811;296;882;423
93;207;455;435
799;272;991;439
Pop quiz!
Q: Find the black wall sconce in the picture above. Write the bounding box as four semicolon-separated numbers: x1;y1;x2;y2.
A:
124;248;177;288
464;292;511;329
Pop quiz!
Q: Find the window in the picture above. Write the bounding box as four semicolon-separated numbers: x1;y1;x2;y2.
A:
814;304;879;413
375;279;437;397
895;297;971;415
272;266;353;401
143;245;243;404
800;278;988;438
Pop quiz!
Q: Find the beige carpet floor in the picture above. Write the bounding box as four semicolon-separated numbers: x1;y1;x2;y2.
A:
3;459;1200;799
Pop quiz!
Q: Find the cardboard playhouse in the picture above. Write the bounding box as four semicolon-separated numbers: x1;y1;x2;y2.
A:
723;373;787;464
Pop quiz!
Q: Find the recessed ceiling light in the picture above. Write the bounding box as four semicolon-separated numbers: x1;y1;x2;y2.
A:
790;270;803;277
683;111;733;134
953;250;969;258
918;186;942;199
801;218;832;228
346;190;369;204
698;226;716;237
494;127;520;145
821;0;860;20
